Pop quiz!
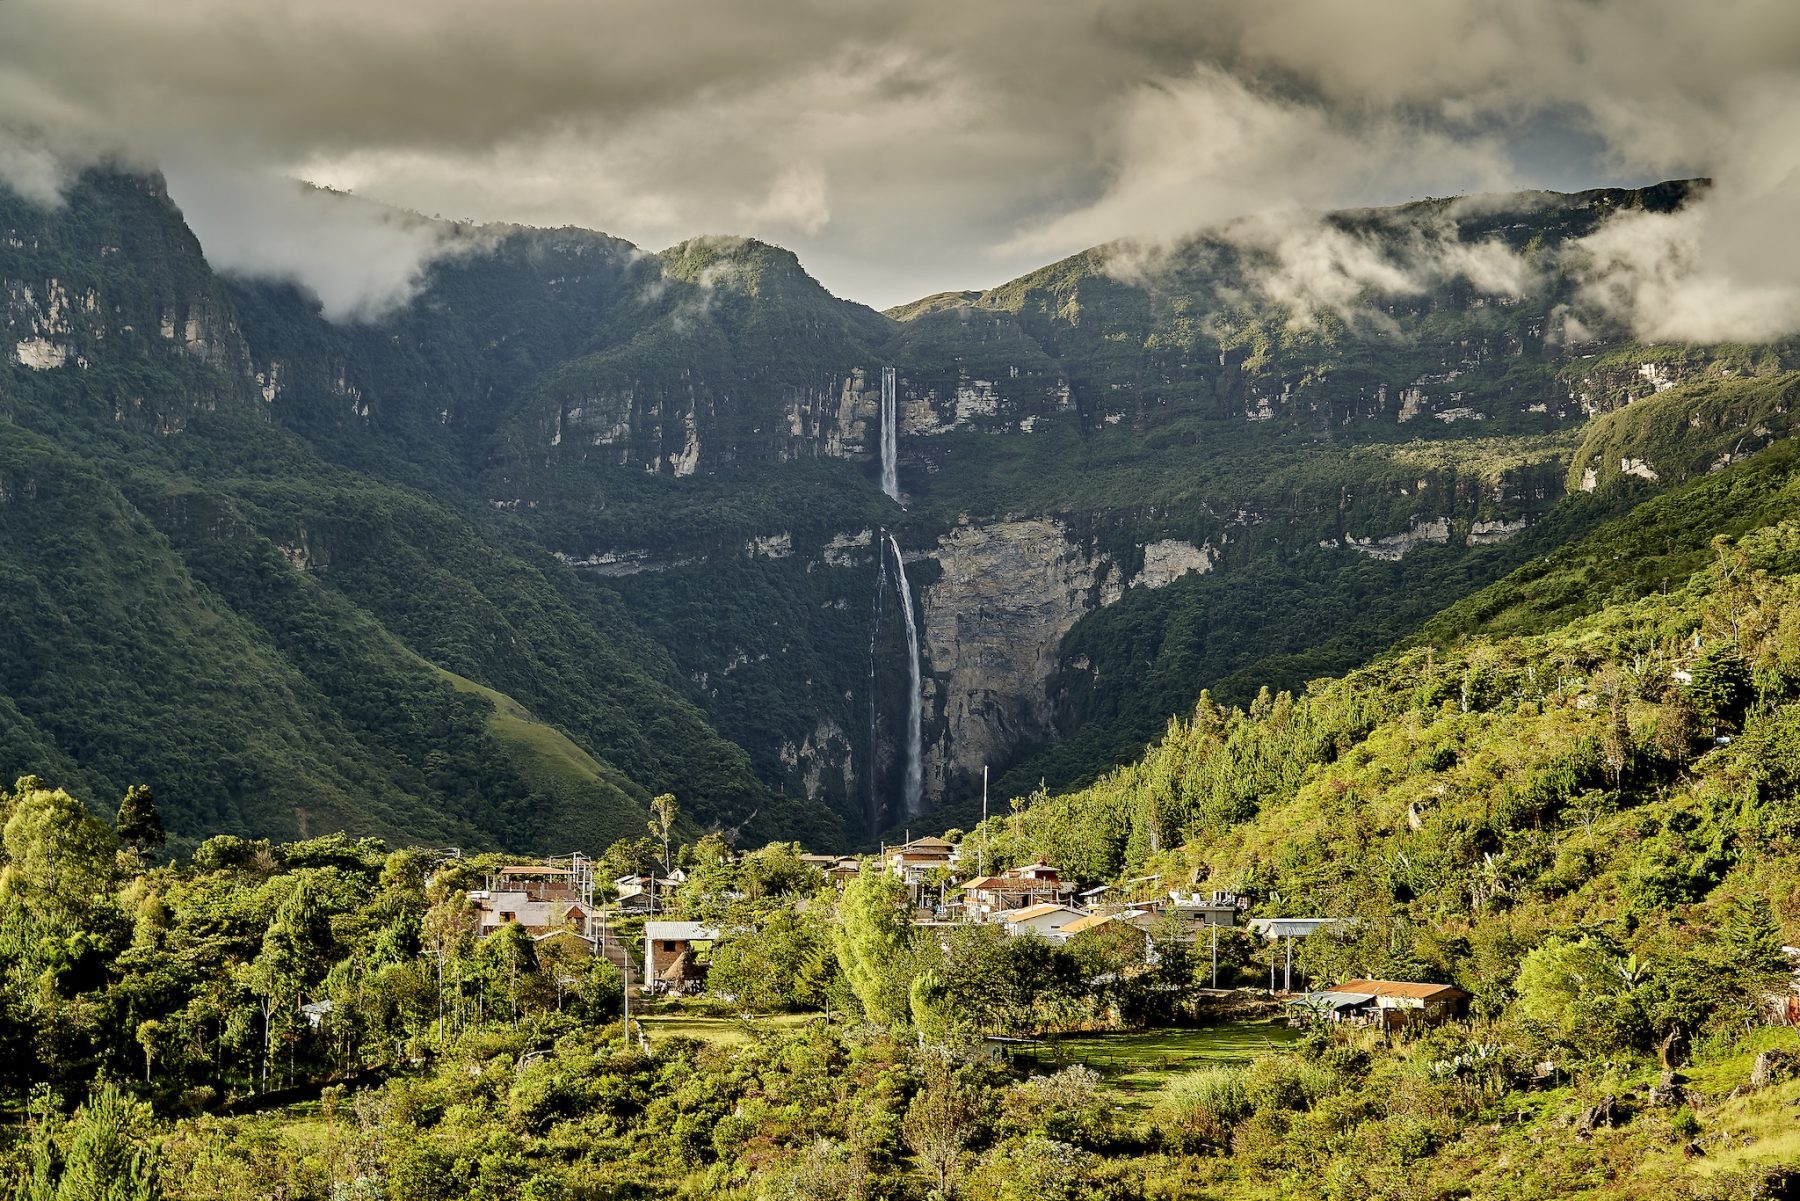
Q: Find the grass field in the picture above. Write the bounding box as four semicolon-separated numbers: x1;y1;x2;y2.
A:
1030;1020;1303;1100
434;664;648;847
635;1011;821;1048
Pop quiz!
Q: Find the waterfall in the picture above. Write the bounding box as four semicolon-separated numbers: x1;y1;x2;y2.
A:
879;366;899;502
888;532;924;819
866;540;888;831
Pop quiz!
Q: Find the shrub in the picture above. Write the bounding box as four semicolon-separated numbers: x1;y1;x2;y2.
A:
1243;1054;1333;1115
1669;1105;1700;1140
1155;1066;1249;1152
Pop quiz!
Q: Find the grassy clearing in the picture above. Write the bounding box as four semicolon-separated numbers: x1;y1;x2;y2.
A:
1035;1020;1302;1100
635;1011;822;1048
434;665;649;847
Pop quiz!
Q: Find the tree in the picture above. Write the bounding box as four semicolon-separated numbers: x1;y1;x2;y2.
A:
1718;894;1787;978
648;794;679;873
739;842;823;901
244;875;337;1090
1655;695;1698;765
832;866;914;1026
905;1054;978;1199
707;910;829;1014
20;1082;161;1201
1602;693;1633;786
1513;936;1645;1051
2;782;120;934
115;785;164;858
477;921;540;1025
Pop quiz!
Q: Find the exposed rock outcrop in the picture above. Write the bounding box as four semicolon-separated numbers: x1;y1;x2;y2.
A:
920;518;1116;801
1323;517;1454;561
1139;539;1218;588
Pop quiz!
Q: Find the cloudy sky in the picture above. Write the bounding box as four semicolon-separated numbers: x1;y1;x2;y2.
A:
2;0;1797;331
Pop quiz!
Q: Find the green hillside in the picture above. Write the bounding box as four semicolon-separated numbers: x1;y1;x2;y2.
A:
0;173;818;850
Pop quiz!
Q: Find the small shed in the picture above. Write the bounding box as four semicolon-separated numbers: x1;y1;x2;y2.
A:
643;921;719;992
1292;979;1469;1028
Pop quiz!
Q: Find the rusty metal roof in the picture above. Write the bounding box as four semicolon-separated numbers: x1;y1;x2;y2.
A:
1335;979;1468;1000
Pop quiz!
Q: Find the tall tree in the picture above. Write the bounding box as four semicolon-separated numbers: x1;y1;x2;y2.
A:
21;1082;161;1201
904;1054;977;1199
832;865;914;1026
648;794;679;873
115;785;164;858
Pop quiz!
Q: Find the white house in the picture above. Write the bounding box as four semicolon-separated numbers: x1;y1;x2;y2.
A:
1002;903;1089;942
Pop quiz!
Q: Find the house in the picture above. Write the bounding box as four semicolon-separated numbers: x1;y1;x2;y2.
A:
1002;902;1089;942
1245;917;1344;940
1142;891;1246;938
612;876;658;914
801;853;862;887
1057;911;1120;939
959;860;1072;922
643;921;719;994
1290;979;1470;1028
887;836;956;884
469;862;597;939
299;999;334;1030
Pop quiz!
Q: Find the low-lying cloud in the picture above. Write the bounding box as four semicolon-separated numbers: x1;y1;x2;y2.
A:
1212;209;1540;333
163;167;485;321
0;0;1796;337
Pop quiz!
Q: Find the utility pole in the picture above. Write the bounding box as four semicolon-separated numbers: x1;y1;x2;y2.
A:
1284;936;1294;993
1210;923;1219;989
618;903;632;1046
979;765;988;876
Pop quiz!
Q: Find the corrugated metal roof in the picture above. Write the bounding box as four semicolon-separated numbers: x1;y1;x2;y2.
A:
1291;991;1375;1010
1058;912;1118;935
1006;903;1080;923
644;921;718;941
1247;917;1344;938
1335;979;1467;1000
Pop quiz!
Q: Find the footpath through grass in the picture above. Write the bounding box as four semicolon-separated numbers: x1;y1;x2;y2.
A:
1033;1020;1302;1101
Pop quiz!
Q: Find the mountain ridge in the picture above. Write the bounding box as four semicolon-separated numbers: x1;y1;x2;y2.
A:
4;168;1792;850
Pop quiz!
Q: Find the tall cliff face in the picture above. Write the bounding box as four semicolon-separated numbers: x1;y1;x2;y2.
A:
2;174;257;435
918;519;1212;802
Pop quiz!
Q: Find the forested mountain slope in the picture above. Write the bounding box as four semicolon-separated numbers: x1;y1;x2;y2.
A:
972;429;1800;974
5;170;1795;848
0;175;812;851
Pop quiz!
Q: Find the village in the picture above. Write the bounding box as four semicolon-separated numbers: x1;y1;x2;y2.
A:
458;833;1474;1035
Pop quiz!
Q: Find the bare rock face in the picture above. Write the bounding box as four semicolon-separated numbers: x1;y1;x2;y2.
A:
920;518;1116;800
1575;1094;1627;1136
1324;516;1454;561
1751;1048;1800;1090
911;522;1230;806
1139;539;1217;588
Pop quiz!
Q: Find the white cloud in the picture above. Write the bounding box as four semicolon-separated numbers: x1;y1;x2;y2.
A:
162;166;485;321
0;0;1795;333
